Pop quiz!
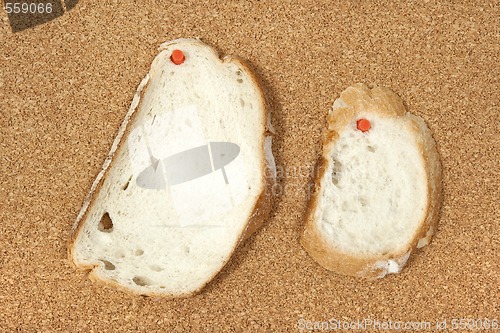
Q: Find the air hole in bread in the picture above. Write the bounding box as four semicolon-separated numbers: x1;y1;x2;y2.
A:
150;265;163;272
116;251;126;258
98;212;113;232
132;276;151;286
332;159;342;186
122;176;132;190
333;160;342;172
367;145;376;152
237;78;243;84
134;249;144;256
183;246;190;254
99;259;116;270
240;98;245;107
236;70;242;76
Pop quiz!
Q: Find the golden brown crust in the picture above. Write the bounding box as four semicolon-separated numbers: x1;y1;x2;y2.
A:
241;160;274;241
326;83;405;134
408;114;443;249
68;38;274;297
301;83;442;278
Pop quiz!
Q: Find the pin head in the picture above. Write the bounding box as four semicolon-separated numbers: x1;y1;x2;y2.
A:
356;118;371;132
170;49;185;65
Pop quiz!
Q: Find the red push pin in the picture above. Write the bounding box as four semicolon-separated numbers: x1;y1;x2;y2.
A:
356;118;371;132
170;49;185;65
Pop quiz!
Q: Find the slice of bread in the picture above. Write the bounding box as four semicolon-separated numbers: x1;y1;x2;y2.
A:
68;38;276;297
301;83;442;278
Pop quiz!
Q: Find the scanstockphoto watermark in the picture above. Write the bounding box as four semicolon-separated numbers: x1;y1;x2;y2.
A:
265;163;326;199
297;317;499;331
297;318;432;331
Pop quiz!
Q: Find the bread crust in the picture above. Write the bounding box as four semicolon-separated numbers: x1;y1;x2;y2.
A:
301;83;442;278
68;38;275;297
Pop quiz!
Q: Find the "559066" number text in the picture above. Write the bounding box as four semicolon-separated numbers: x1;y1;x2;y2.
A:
5;2;53;14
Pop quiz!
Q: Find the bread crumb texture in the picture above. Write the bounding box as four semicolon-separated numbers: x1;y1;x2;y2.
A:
1;1;497;331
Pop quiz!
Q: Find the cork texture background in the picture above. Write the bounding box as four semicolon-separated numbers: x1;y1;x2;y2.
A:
1;1;498;332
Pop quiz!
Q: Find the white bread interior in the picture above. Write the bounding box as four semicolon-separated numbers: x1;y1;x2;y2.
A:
69;39;275;297
301;83;442;278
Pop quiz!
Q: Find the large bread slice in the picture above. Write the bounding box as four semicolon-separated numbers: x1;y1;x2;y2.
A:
301;83;442;278
69;38;276;297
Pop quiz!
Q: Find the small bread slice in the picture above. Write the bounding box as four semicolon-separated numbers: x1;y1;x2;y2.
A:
69;39;276;297
301;83;442;278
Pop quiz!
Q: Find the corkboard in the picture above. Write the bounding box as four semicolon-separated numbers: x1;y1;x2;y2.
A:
1;1;498;332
